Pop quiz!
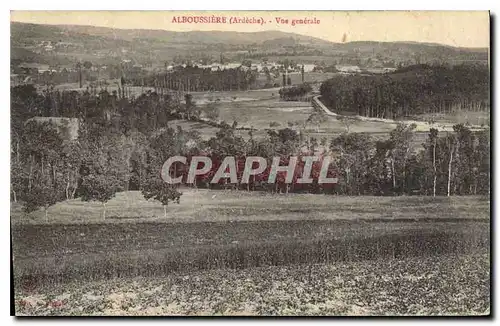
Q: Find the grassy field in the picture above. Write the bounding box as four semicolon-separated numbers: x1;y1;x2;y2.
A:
412;111;490;127
11;190;490;224
12;217;489;283
189;88;485;148
191;88;279;104
11;191;490;316
213;97;394;133
194;89;397;133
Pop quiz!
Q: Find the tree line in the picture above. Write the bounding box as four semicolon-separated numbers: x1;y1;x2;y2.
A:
320;64;490;119
131;66;259;92
279;83;312;101
11;114;490;220
11;84;219;138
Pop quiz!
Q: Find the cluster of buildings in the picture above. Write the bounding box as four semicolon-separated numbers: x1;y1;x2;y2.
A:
164;61;318;74
32;40;85;53
10;55;401;87
331;65;397;75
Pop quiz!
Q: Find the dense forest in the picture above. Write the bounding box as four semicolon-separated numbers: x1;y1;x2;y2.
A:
132;66;260;92
11;84;209;135
320;64;490;119
10;76;490;219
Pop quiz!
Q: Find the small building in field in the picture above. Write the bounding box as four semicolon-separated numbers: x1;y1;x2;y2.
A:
335;65;362;74
383;67;397;73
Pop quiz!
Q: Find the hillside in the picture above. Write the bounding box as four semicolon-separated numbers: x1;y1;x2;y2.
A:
11;22;330;46
10;21;489;65
54;25;333;45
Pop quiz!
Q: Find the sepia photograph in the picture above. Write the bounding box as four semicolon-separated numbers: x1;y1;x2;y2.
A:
9;10;490;316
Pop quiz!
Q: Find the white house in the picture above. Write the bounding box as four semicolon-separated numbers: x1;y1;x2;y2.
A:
336;65;362;73
302;64;316;73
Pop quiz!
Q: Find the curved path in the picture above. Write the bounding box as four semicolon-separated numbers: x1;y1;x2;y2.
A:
312;96;487;132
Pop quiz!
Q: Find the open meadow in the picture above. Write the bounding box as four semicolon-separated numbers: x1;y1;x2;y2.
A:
11;189;490;224
183;87;488;152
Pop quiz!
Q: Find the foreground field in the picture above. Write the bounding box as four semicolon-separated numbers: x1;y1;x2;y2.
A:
11;190;490;224
12;218;489;286
12;191;490;316
12;193;489;290
15;251;489;316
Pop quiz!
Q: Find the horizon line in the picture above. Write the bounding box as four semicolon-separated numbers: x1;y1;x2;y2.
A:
10;19;489;50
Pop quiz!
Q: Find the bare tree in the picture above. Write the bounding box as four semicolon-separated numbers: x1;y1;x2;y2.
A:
336;116;357;133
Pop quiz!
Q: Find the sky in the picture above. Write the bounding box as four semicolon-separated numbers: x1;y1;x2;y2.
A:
10;11;490;48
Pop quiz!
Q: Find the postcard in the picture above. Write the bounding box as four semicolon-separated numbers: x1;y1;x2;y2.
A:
10;10;490;317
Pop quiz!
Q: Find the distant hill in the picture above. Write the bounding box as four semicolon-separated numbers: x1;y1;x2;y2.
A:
11;22;331;46
328;40;487;52
11;22;132;48
11;47;44;63
323;41;488;64
10;22;489;65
